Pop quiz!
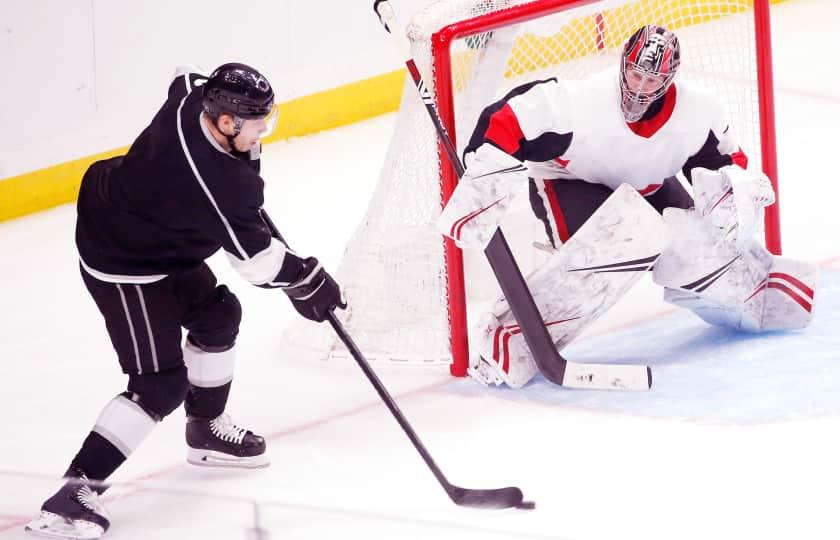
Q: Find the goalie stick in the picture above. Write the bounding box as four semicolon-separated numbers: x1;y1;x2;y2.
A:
259;208;534;510
373;0;651;391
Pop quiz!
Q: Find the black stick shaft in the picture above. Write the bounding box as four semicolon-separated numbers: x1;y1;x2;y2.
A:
327;312;454;493
260;208;452;493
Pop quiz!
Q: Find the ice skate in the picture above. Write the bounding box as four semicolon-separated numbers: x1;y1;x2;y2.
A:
186;413;269;468
26;475;110;539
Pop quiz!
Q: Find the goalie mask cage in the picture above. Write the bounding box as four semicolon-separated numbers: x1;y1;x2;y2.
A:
284;0;779;376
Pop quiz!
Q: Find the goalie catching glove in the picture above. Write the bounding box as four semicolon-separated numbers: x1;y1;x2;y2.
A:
691;165;775;248
282;257;346;322
437;143;529;250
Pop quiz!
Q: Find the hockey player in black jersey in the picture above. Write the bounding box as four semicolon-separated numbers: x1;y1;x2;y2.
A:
26;63;345;539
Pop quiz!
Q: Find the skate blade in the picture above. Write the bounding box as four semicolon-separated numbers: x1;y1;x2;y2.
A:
187;448;270;469
25;511;105;539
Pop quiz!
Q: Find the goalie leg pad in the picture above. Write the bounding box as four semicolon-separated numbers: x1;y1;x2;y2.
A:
751;255;816;331
654;208;816;331
470;184;667;388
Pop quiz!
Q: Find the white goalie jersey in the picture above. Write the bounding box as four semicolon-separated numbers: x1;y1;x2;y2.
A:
462;69;747;192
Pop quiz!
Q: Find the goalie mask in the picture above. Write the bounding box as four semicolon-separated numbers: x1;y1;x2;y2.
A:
619;25;681;122
203;63;279;143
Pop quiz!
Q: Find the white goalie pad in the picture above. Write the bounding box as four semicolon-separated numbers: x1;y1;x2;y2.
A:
653;207;816;332
437;143;530;250
469;184;667;388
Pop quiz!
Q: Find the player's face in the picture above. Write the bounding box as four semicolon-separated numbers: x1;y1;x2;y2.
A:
624;68;668;95
232;105;279;152
233;118;269;151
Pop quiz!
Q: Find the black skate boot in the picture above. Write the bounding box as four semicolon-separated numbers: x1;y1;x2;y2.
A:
186;413;269;468
25;473;110;539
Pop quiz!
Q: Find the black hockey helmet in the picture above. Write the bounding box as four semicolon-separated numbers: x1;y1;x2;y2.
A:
203;62;275;120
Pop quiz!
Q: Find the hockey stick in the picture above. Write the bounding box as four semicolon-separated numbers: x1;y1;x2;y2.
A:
327;311;534;510
259;208;534;509
373;0;651;391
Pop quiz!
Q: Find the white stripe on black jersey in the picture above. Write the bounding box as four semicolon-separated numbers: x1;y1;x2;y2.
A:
76;70;304;287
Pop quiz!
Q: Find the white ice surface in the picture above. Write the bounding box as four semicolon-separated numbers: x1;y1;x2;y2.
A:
2;1;840;538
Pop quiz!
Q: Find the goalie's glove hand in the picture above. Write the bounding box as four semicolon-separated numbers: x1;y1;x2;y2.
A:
283;257;346;322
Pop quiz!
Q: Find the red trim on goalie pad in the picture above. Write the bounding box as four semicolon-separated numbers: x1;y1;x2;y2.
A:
450;197;505;240
626;85;677;138
730;147;748;169
710;188;734;212
543;180;570;243
745;273;813;313
491;317;581;374
486;104;526;156
768;282;812;312
769;272;814;299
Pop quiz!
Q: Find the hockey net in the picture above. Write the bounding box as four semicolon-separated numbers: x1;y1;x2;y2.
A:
284;0;778;375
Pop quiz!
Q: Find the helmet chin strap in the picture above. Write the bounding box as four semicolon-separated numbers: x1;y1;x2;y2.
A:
213;116;244;151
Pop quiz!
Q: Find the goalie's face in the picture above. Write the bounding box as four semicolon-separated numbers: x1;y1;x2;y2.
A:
620;67;671;122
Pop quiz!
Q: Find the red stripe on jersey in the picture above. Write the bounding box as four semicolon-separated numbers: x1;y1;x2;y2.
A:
626;84;677;138
730;147;748;169
485;103;526;156
638;183;662;196
543;180;570;243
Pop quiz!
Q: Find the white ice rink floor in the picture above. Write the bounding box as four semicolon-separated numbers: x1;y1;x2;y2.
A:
2;1;840;538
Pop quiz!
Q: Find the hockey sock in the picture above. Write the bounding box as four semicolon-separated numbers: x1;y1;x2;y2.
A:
183;339;235;418
67;432;126;491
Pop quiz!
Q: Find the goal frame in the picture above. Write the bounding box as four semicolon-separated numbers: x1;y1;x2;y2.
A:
429;0;781;376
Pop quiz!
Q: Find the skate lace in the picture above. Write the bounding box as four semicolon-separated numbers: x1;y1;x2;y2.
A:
73;476;107;517
210;414;247;444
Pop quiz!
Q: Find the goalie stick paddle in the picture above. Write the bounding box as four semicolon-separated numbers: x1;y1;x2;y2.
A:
327;311;535;510
373;0;651;390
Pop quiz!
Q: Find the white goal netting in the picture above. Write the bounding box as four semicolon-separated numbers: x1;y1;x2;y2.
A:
284;0;771;372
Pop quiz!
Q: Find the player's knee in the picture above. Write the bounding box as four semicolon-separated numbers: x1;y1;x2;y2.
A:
186;285;242;350
126;365;189;419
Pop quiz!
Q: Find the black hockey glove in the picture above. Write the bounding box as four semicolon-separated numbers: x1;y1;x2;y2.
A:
283;257;346;322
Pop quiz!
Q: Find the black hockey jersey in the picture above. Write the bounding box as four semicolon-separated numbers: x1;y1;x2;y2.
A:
76;69;302;286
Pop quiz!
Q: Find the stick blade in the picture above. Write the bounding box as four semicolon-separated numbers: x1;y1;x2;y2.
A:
561;361;652;391
449;486;528;509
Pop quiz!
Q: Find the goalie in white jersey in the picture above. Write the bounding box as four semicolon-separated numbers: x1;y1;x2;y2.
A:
438;25;817;388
